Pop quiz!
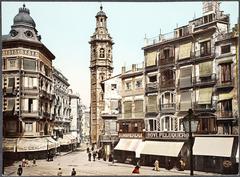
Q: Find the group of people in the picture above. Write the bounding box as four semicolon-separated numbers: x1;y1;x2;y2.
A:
57;168;77;176
17;159;37;176
152;158;186;172
87;147;102;161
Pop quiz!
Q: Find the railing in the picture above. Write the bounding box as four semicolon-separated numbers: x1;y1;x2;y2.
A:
159;56;175;65
195;47;215;58
145;82;158;92
160;79;175;89
193;74;216;86
216;79;234;88
21;110;38;116
145;131;188;140
193;103;214;111
217;111;233;118
144;31;175;46
160;103;176;111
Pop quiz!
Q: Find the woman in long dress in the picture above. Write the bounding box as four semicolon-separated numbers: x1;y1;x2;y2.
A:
154;160;160;171
132;160;140;174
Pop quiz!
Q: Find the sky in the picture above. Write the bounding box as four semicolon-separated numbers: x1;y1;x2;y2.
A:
2;1;239;107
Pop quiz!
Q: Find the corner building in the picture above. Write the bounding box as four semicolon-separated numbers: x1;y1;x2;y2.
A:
2;5;58;161
89;6;114;145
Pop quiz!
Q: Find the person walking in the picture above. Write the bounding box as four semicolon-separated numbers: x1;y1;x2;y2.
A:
132;160;140;174
57;168;63;176
153;160;160;171
93;151;96;161
32;159;36;166
88;152;92;161
71;168;76;176
87;147;90;153
17;165;23;176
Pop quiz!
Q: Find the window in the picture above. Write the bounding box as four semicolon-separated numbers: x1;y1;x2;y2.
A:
198;117;216;134
8;78;15;87
149;75;157;82
7;59;18;69
200;41;211;56
160;116;177;132
99;48;105;58
7;121;16;133
221;45;231;54
111;84;117;90
220;63;231;83
125;82;131;90
28;99;33;113
148;119;157;131
136;80;142;88
23;59;36;71
7;99;15;110
25;122;33;132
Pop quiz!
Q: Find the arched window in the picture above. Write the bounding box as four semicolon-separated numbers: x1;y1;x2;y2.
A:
159;115;179;132
145;118;158;131
160;91;176;111
99;48;105;58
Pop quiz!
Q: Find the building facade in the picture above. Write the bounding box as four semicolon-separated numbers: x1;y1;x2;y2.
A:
2;4;58;161
81;107;90;144
99;75;121;160
89;5;114;145
114;63;145;164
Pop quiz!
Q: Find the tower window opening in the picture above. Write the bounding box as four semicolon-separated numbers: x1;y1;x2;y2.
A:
100;48;105;58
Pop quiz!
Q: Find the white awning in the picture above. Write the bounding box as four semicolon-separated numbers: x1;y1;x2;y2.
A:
236;144;239;163
3;138;17;152
193;137;234;157
114;139;132;151
17;138;47;152
141;141;184;157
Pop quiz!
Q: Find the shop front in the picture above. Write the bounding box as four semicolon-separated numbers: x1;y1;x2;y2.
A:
140;141;185;169
114;138;144;164
193;136;238;174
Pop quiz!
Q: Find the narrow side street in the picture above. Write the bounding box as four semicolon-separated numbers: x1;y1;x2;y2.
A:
4;147;219;176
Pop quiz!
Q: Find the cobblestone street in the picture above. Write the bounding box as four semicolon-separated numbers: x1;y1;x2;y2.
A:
4;148;219;176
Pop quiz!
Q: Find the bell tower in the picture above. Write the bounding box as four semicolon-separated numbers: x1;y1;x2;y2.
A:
89;5;114;145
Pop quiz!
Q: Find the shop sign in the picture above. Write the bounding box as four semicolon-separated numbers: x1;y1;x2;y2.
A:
118;132;142;138
145;132;189;140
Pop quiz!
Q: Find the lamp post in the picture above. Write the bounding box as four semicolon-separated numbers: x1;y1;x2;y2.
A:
182;109;199;176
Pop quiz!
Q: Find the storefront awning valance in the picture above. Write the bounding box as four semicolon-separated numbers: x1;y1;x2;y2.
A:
17;138;47;152
114;138;143;156
114;139;132;151
198;88;213;104
3;138;17;152
140;141;184;157
193;137;234;157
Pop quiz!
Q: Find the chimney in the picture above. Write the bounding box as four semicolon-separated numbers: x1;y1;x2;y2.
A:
132;64;136;72
122;66;126;74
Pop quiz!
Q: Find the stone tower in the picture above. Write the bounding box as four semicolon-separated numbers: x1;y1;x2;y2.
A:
202;1;220;15
89;5;114;145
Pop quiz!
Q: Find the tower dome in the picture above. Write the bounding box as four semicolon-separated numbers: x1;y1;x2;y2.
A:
13;4;36;28
96;5;107;17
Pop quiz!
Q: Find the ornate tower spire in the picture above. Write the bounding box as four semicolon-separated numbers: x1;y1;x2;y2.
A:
89;6;114;145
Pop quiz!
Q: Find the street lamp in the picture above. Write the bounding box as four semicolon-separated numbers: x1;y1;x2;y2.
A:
182;109;199;176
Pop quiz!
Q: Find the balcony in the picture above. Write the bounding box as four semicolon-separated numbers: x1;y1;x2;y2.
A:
216;80;234;90
159;56;175;66
39;90;52;100
193;103;215;112
101;110;119;118
159;79;175;90
145;131;188;140
145;82;158;93
118;112;145;119
193;74;216;87
160;103;176;113
194;47;215;62
217;111;234;120
3;87;18;96
21;110;38;117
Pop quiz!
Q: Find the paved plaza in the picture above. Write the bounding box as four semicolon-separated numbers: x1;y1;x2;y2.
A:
4;148;219;176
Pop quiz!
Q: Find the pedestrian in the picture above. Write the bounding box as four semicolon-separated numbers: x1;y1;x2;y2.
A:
132;160;140;174
71;168;76;176
32;159;36;166
178;159;185;171
153;160;160;171
93;151;96;161
166;159;172;170
57;168;63;176
88;152;91;161
91;146;94;151
17;165;23;176
21;158;26;167
87;147;90;153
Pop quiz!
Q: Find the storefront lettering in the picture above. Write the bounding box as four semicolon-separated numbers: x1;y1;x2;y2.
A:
118;133;143;138
146;132;188;140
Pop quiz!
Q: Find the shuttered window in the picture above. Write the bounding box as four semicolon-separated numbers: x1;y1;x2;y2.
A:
179;66;192;88
178;42;192;60
23;59;36;71
147;95;157;112
134;100;144;117
146;51;157;67
198;88;213;104
199;61;212;77
7;99;15;110
180;92;192;111
124;101;132;118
